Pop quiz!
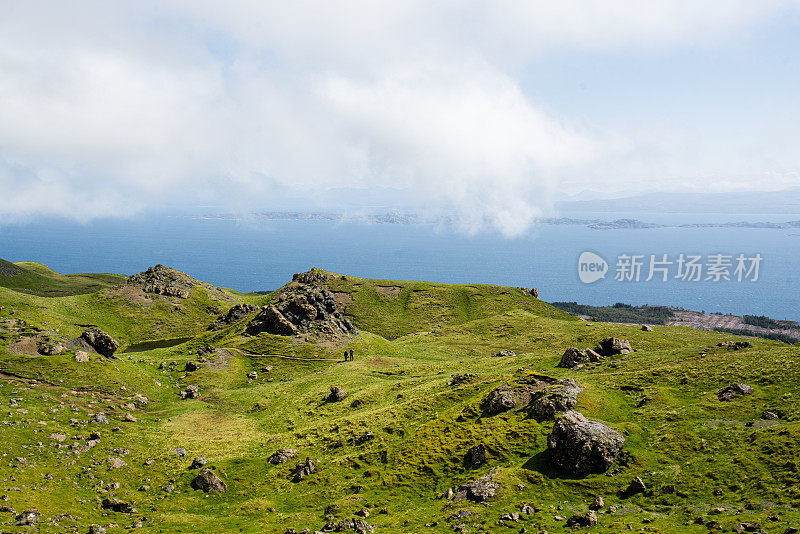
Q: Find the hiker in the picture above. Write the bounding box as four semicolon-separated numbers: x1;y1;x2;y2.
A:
343;350;348;362
349;349;354;361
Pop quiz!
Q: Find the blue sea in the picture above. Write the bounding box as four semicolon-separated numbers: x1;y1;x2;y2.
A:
0;212;798;320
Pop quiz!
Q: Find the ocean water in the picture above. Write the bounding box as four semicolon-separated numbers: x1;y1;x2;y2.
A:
0;212;798;320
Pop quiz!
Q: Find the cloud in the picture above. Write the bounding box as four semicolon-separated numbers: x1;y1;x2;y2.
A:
0;1;797;233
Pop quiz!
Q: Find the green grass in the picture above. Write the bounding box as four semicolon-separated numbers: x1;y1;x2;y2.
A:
0;263;799;533
0;260;126;296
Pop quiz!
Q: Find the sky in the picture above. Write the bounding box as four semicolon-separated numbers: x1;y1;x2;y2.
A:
1;1;799;235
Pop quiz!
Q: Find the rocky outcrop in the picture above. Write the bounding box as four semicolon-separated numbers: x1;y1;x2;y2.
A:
547;411;625;475
245;286;356;339
38;340;63;355
718;382;754;401
454;469;500;502
465;444;486;469
292;269;331;285
481;385;520;415
14;508;40;526
180;385;199;399
529;380;583;420
325;386;347;402
718;341;752;350
292;458;316;482
191;467;227;493
125;264;194;298
101;497;136;513
595;337;633;356
566;510;598;528
268;449;297;464
493;349;516;358
210;304;259;330
449;374;476;386
558;347;601;368
81;328;119;357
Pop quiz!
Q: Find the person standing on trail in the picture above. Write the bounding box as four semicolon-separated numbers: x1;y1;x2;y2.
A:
349;349;354;361
343;350;348;362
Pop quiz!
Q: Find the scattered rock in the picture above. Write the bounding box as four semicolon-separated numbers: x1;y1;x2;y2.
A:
14;508;39;526
101;497;136;513
761;411;779;420
75;351;90;362
547;411;625;475
566;510;598;528
529;380;583;420
493;350;516;358
191;467;227;493
325;386;347;402
481;385;520;415
92;413;110;425
89;524;107;534
558;347;593;368
448;374;476;386
210;303;259;329
247;371;258;380
124;413;137;422
454;469;500;502
292;458;316;482
717;341;752;350
180;385;199;399
185;361;199;372
108;457;128;469
590;495;605;510
81;328;120;357
465;444;486;469
733;523;763;533
349;431;374;446
38;340;63;355
622;476;646;496
641;325;653;331
268;449;297;465
190;456;207;469
594;337;633;357
717;383;754;401
520;504;535;515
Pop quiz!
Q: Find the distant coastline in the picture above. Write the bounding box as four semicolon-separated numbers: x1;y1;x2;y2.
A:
192;211;800;230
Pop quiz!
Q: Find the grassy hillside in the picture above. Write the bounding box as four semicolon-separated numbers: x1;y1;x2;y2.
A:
0;265;799;533
0;260;126;296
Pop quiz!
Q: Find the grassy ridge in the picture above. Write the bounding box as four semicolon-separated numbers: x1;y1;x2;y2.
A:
0;264;799;533
0;260;126;296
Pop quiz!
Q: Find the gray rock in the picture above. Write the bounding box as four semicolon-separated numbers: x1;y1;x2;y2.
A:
547;411;625;475
89;525;107;534
180;385;199;399
75;351;90;363
641;325;653;331
81;328;120;357
481;385;520;415
718;382;754;401
14;508;39;526
493;349;516;358
190;456;207;469
454;469;500;502
185;361;199;372
38;341;64;355
101;497;136;513
529;380;583;420
594;337;632;356
91;413;110;425
292;457;316;482
590;495;605;510
448;373;476;386
325;386;347;402
762;411;779;420
191;467;227;493
174;448;187;457
268;449;297;464
623;476;646;495
466;444;486;469
566;510;598;527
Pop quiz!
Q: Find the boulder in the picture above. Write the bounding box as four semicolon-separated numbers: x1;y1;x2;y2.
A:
108;457;128;469
481;385;520;415
210;303;259;329
717;341;751;350
718;383;754;401
349;431;374;446
180;385;199;399
268;449;297;465
465;444;486;469
590;495;605;510
566;510;598;528
185;361;199;372
38;341;63;355
448;373;476;386
325;386;347;402
547;411;625;475
247;371;258;380
101;497;136;513
14;508;40;526
641;325;653;331
594;337;632;356
493;350;516;358
292;457;316;482
529;380;583;420
81;328;120;357
75;351;90;363
622;476;646;496
190;456;207;469
454;469;500;502
191;467;227;493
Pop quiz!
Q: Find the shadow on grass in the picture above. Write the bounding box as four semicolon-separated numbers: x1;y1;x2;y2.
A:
522;450;592;481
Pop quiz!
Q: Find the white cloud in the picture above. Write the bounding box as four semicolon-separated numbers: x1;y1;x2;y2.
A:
0;1;798;233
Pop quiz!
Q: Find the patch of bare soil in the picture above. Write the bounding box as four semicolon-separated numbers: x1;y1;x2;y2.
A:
375;285;402;298
332;292;353;306
104;285;156;305
8;335;42;355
